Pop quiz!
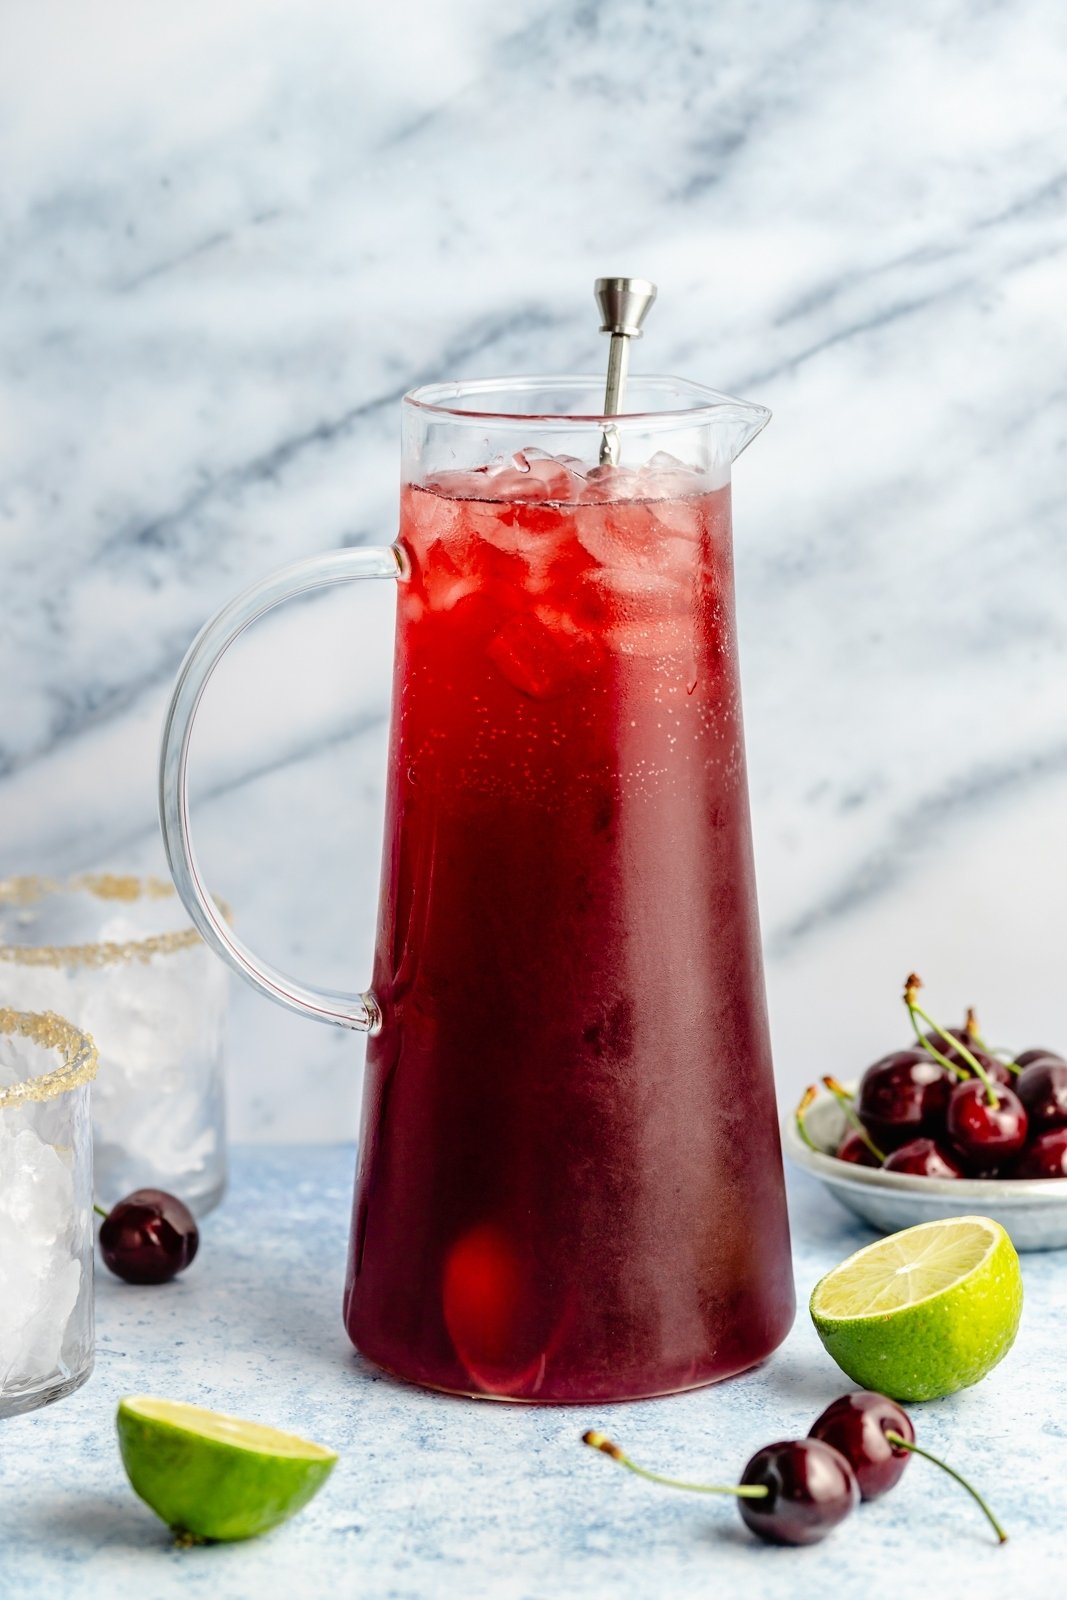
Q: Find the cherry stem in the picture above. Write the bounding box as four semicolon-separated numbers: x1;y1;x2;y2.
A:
822;1077;886;1161
903;994;969;1079
794;1086;823;1155
903;975;997;1106
93;1204;109;1220
884;1432;1007;1545
966;1008;1021;1077
582;1432;768;1499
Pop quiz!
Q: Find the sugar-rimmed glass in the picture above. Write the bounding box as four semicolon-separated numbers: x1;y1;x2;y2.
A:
0;876;228;1215
0;1008;97;1417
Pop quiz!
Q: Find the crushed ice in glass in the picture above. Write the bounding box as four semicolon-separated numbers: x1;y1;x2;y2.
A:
0;898;228;1212
0;1121;81;1390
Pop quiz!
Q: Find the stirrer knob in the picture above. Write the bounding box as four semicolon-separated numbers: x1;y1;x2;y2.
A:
594;277;658;341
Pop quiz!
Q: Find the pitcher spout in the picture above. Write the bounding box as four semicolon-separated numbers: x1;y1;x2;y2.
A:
730;399;771;460
708;393;771;463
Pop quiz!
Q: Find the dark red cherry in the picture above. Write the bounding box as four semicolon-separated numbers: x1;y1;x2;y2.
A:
98;1188;199;1284
883;1138;964;1178
984;1058;1016;1088
945;1047;1013;1087
1014;1127;1067;1179
836;1130;882;1168
1016;1048;1064;1069
807;1393;1007;1541
917;1023;974;1055
856;1051;953;1150
583;1431;858;1546
920;1030;1008;1080
584;1414;1004;1546
915;1022;1013;1084
946;1081;1028;1167
1015;1060;1067;1132
738;1439;858;1546
953;1048;1011;1084
808;1393;915;1500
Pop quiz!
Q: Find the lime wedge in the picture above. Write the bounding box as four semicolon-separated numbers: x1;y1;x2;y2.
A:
809;1216;1023;1401
117;1396;337;1543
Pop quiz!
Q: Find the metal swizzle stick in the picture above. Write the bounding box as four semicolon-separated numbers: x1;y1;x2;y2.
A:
594;276;658;465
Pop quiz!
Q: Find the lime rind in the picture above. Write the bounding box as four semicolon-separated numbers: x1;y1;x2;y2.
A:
117;1397;337;1543
809;1216;1023;1402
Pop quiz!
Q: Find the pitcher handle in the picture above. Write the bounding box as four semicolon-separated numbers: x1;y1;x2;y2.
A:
158;544;406;1033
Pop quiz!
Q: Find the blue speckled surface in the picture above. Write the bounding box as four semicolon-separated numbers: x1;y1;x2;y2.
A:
1;1148;1059;1598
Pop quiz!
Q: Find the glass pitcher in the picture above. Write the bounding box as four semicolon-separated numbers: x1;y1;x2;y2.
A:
159;375;795;1402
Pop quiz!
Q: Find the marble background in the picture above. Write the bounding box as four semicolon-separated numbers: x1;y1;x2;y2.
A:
3;0;1066;1140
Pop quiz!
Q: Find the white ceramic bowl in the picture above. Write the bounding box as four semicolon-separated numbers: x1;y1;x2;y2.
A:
783;1083;1067;1251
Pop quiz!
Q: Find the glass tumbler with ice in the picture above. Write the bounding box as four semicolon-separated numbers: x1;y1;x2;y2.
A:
0;1008;97;1418
0;876;228;1216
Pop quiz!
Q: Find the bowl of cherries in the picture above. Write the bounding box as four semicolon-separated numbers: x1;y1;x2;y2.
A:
783;974;1067;1251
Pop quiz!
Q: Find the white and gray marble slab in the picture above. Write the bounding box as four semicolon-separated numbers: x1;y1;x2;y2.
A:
3;1;1067;1138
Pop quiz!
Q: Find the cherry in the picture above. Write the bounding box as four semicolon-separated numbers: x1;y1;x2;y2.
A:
883;1138;964;1178
912;1030;1012;1085
737;1440;858;1546
1015;1059;1067;1132
1014;1127;1067;1179
915;1013;1012;1080
836;1130;882;1168
938;1045;1014;1087
855;1051;953;1150
901;976;1013;1083
795;1085;883;1166
903;975;1027;1169
983;1058;1016;1089
808;1392;914;1499
821;1078;886;1164
583;1398;1008;1548
917;1022;975;1056
97;1188;199;1284
946;1080;1028;1168
582;1431;857;1546
808;1393;1007;1541
1016;1048;1064;1069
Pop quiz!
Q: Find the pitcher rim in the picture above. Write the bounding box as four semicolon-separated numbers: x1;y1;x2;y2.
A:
404;374;771;430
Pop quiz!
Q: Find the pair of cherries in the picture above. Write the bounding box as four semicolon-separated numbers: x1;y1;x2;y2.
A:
808;975;1067;1179
95;1188;200;1284
584;1391;1006;1546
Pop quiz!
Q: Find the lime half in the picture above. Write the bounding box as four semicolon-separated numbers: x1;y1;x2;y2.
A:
117;1396;337;1543
810;1216;1023;1401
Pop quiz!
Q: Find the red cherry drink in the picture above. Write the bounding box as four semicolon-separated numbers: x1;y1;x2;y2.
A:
343;452;794;1401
